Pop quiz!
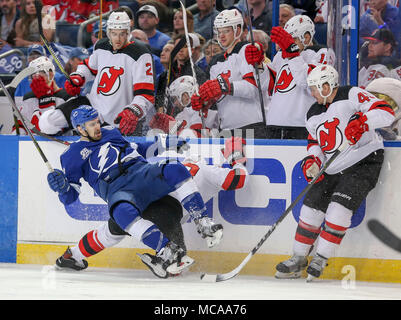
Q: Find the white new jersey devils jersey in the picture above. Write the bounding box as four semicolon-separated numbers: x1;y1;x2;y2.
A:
175;107;219;137
208;42;265;129
260;45;335;127
306;86;395;174
75;39;155;126
181;157;248;202
358;64;391;89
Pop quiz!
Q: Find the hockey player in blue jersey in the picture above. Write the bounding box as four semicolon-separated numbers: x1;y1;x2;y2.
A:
47;105;223;278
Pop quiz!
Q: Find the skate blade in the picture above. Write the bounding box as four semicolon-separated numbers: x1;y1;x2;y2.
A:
166;255;195;275
306;274;316;282
274;271;303;279
137;253;168;279
207;229;223;248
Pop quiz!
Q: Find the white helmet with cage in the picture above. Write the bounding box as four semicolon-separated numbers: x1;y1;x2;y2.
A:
168;75;197;109
214;9;244;49
307;64;339;102
29;56;55;80
284;15;315;46
107;11;131;36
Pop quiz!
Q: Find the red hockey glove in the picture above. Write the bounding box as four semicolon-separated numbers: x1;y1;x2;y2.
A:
114;104;144;136
301;155;324;183
345;112;369;145
30;75;54;98
271;26;300;59
149;112;177;133
222;136;247;166
64;74;85;96
199;71;232;102
191;93;204;111
245;42;265;65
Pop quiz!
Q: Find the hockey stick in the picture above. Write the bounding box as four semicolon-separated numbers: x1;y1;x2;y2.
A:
367;219;401;253
31;127;71;146
243;1;267;128
179;1;206;130
0;78;54;172
34;0;72;82
201;141;348;282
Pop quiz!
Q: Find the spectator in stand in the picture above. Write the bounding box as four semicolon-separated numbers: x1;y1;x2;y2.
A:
193;0;219;41
13;0;54;47
159;40;174;71
64;47;89;75
171;7;193;39
202;38;223;66
279;3;295;28
188;32;208;73
359;28;400;89
246;0;272;34
359;0;399;48
89;20;107;53
155;34;208;115
131;28;165;79
0;0;20;46
137;4;171;56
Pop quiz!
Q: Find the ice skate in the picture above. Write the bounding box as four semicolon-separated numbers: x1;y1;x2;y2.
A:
195;216;223;248
306;253;328;282
55;247;88;271
275;255;308;279
137;242;194;279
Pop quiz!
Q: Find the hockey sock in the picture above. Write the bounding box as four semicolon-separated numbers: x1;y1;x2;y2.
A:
181;191;207;221
141;225;170;252
293;205;325;256
315;202;352;259
70;222;125;261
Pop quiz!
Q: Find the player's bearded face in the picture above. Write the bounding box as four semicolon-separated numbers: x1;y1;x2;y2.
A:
84;118;102;140
109;29;129;50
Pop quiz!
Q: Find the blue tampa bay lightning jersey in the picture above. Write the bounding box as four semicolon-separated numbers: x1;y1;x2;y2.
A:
59;126;155;205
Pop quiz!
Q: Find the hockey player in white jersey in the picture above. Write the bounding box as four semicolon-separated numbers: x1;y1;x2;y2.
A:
15;56;72;135
55;136;248;276
245;15;335;139
190;9;268;139
38;11;156;136
274;65;395;281
150;75;219;137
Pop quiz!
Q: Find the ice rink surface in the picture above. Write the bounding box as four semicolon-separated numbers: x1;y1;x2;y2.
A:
1;263;400;301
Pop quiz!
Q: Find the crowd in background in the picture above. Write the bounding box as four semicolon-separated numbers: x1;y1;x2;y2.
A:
0;0;401;137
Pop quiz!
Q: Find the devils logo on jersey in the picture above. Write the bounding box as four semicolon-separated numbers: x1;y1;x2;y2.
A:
274;64;296;93
97;66;124;96
316;117;343;154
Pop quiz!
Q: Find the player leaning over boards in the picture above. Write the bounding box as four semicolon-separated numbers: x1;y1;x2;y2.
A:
39;11;155;137
244;15;335;139
275;65;395;281
47;105;223;278
190;9;268;139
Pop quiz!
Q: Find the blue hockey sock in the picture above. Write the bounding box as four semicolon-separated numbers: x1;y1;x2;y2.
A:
181;192;206;220
142;225;170;252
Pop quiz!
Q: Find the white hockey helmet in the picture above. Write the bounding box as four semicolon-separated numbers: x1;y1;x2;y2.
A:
168;75;197;108
28;56;55;80
107;11;131;34
284;15;315;46
366;77;401;112
214;9;243;48
307;64;339;101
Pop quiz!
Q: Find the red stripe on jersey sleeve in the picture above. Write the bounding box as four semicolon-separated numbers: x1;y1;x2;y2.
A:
242;72;257;87
368;100;395;116
307;134;319;151
133;83;155;91
83;58;98;76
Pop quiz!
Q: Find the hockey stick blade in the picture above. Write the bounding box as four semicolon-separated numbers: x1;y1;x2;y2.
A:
367;219;401;253
201;142;349;282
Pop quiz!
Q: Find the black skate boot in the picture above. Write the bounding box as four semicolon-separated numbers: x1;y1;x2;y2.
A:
55;247;88;271
275;255;308;279
137;242;194;279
